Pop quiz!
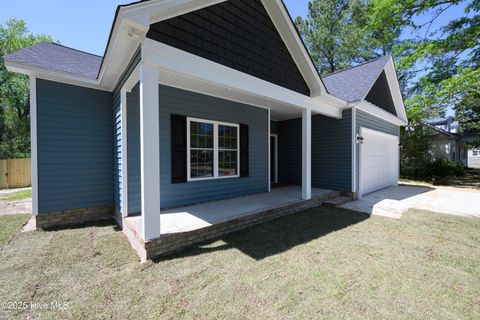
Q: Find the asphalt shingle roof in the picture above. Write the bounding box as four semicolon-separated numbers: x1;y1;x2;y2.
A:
3;42;102;79
322;55;390;101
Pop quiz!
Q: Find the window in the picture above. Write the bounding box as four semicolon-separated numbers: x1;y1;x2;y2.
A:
474;150;479;156
187;118;239;181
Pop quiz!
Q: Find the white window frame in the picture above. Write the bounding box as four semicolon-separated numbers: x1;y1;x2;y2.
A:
187;117;240;181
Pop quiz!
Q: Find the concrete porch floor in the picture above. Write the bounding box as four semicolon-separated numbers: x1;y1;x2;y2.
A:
125;186;336;235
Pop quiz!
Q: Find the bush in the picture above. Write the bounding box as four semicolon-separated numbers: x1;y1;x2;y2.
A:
428;158;465;178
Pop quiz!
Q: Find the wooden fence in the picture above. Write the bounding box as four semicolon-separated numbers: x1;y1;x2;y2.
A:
0;158;31;189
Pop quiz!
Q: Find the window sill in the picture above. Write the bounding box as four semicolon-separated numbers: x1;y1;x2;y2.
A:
187;175;240;182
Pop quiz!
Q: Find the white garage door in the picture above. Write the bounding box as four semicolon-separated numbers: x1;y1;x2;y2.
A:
360;127;399;195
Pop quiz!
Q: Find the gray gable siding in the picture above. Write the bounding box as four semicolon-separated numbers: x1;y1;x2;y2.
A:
147;0;310;96
112;49;141;214
355;109;399;191
277;110;352;191
126;85;269;210
36;79;113;213
365;71;397;115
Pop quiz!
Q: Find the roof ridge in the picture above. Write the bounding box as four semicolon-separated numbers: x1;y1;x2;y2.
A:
322;55;390;78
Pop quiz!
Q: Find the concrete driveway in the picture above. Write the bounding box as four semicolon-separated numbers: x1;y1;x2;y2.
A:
341;184;480;219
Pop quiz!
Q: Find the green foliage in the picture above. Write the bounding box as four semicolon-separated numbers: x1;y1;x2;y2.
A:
400;122;435;179
0;19;53;159
400;123;467;180
295;0;375;74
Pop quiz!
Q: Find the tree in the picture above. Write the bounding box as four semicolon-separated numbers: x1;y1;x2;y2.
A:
295;0;373;75
0;19;53;159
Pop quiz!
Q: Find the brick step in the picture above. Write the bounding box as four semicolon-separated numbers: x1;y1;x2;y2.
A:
322;196;352;208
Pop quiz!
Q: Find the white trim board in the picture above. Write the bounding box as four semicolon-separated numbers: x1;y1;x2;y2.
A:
354;100;407;126
142;39;344;119
29;76;38;216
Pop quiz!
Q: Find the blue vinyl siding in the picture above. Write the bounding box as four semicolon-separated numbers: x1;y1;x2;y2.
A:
355;109;400;191
36;79;113;213
127;85;141;213
126;85;269;209
278;118;302;185
270;121;278;134
312;109;352;191
112;48;141;213
277;110;352;191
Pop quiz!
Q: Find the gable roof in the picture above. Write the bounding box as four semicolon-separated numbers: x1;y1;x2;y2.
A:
3;42;102;79
3;0;335;98
322;56;390;102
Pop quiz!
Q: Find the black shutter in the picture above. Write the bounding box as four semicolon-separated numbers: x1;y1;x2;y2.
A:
240;124;249;177
171;114;187;183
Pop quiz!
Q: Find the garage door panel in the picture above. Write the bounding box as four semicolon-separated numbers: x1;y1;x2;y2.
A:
360;128;399;195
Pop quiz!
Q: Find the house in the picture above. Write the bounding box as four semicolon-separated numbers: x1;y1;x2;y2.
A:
423;117;478;166
3;0;407;261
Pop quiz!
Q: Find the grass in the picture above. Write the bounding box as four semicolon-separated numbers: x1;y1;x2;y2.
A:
0;214;30;247
0;207;479;319
0;189;32;201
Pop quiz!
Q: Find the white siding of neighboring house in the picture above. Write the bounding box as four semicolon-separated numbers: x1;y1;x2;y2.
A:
468;149;480;166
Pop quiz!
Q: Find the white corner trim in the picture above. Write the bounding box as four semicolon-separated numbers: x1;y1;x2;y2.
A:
356;100;407;126
120;89;129;217
351;105;357;193
30;76;38;216
142;39;343;119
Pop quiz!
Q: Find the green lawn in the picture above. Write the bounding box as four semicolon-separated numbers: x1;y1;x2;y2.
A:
0;214;30;247
0;207;479;319
0;189;32;201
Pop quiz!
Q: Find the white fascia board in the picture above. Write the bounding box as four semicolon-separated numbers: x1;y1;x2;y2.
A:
354;100;407;126
123;0;226;26
384;58;408;123
261;0;326;96
4;59;108;91
143;39;343;119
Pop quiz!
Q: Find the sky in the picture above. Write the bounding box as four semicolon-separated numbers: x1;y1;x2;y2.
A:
0;0;308;56
0;0;468;56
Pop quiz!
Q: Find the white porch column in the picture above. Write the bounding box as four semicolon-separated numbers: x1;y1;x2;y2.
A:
302;108;312;200
139;62;161;240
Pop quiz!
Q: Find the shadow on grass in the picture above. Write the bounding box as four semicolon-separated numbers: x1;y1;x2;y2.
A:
42;219;121;232
157;207;369;261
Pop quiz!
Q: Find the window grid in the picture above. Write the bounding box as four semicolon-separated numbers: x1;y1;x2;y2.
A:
187;118;240;181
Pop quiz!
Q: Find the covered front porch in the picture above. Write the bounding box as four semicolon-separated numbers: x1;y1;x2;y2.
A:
118;39;346;259
123;186;339;261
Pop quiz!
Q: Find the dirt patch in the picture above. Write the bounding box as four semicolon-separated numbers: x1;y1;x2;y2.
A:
0;198;32;215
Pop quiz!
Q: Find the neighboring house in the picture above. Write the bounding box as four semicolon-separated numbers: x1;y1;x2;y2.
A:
3;0;407;260
468;149;480;166
423;117;478;166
